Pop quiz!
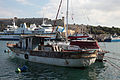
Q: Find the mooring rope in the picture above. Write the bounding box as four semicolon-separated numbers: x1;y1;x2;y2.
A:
97;52;120;71
109;52;120;56
106;60;120;77
105;57;120;71
104;56;120;61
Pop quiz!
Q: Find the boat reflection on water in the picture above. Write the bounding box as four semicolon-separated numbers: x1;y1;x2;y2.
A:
9;57;106;80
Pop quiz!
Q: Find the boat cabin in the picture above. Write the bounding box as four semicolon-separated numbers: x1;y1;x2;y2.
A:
17;35;51;50
16;35;81;52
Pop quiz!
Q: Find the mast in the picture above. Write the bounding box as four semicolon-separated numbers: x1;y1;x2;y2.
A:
52;0;62;32
42;12;45;25
13;18;16;28
66;0;69;42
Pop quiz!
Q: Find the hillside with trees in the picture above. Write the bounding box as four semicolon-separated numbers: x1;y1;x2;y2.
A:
89;25;120;35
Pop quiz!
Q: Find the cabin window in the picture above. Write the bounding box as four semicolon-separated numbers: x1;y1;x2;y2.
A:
26;38;28;49
44;47;52;51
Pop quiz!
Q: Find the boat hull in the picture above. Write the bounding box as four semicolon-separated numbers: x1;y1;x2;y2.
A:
104;39;120;42
8;45;97;67
14;52;96;67
96;52;105;61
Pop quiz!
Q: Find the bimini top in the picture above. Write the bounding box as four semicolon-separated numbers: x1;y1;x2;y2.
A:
20;34;53;38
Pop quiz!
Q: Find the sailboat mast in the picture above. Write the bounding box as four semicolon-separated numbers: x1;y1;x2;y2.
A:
13;18;16;27
42;13;45;24
66;0;69;41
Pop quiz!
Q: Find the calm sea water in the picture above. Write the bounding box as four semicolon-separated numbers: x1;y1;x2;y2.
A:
0;41;120;80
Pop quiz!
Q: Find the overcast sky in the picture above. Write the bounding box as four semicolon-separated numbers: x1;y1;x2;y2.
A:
0;0;120;27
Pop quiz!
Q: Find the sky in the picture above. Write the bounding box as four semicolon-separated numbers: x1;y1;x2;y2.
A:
0;0;120;27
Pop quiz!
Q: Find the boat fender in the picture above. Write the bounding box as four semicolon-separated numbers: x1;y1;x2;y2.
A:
4;50;6;53
24;54;29;59
4;49;10;53
65;59;69;65
61;48;64;52
16;68;21;73
15;65;28;73
20;65;28;72
8;50;10;53
53;46;56;51
56;46;59;52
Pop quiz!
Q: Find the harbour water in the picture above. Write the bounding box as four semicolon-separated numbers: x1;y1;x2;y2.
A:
0;41;120;80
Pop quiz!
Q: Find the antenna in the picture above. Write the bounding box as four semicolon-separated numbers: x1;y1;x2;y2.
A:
42;11;45;25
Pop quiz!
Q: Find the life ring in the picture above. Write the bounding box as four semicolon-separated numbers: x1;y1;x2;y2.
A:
24;54;29;59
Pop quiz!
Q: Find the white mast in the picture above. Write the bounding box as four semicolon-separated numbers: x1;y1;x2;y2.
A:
42;13;45;25
66;0;69;42
13;18;16;28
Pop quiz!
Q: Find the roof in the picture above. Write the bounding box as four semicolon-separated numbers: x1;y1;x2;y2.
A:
21;34;53;38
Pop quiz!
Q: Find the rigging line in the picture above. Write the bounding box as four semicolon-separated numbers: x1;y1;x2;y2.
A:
70;0;75;24
106;60;120;72
52;0;63;32
108;52;120;56
103;42;106;49
99;41;106;50
104;56;120;61
82;6;98;25
105;59;120;71
81;8;90;24
105;57;120;70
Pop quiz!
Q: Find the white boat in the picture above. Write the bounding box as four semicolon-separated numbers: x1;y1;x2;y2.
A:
3;19;18;33
0;17;63;40
0;23;32;40
30;24;45;34
0;22;51;40
14;23;32;34
7;35;97;67
40;20;53;33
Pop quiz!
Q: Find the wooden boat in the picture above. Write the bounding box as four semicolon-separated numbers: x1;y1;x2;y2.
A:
7;35;97;67
7;0;98;67
69;35;108;61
